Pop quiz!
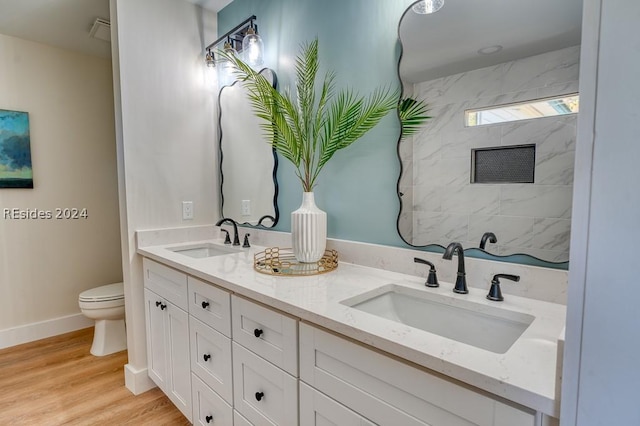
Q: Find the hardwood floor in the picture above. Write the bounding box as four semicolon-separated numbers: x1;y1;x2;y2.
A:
0;328;190;425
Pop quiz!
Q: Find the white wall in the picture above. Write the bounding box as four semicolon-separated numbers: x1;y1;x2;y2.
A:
0;34;122;347
110;0;218;393
561;0;640;424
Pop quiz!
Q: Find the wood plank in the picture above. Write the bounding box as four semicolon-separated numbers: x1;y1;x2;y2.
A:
0;328;189;425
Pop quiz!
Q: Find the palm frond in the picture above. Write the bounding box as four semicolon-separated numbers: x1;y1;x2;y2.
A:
398;97;431;139
318;86;398;172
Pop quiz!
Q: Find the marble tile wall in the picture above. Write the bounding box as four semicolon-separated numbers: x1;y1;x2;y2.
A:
406;46;579;263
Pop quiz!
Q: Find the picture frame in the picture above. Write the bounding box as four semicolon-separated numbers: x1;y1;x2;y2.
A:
0;109;33;189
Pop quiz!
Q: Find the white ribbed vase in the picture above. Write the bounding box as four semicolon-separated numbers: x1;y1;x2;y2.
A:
291;192;327;263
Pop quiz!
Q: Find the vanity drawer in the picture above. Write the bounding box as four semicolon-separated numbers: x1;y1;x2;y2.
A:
188;276;232;337
190;316;233;404
299;323;536;426
143;258;188;311
232;342;298;426
231;295;298;376
192;373;233;426
300;382;375;426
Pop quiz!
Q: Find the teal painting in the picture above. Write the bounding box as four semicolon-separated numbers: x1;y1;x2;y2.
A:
0;109;33;188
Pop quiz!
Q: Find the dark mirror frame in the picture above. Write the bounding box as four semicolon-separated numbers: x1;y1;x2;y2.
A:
218;68;279;228
394;1;572;269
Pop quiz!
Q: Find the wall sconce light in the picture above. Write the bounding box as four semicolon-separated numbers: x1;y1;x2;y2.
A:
204;15;264;77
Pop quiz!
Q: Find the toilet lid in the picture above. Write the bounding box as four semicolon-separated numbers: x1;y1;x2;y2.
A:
79;282;124;302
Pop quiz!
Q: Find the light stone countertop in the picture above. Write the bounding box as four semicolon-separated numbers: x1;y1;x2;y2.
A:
137;238;566;417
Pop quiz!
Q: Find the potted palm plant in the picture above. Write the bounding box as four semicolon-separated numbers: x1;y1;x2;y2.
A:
220;39;401;262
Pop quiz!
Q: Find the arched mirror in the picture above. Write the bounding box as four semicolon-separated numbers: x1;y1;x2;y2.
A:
397;0;583;265
219;68;279;227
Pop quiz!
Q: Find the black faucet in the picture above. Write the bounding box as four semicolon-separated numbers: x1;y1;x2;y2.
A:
479;232;497;250
443;242;468;294
215;218;240;246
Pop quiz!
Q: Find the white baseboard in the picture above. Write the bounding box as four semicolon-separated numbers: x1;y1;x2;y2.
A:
124;363;157;395
0;313;94;350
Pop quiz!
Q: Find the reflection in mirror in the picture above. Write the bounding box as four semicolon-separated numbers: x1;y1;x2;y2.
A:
397;0;583;264
219;68;278;227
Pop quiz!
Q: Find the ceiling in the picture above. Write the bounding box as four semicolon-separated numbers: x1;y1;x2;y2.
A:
399;0;584;83
0;0;233;59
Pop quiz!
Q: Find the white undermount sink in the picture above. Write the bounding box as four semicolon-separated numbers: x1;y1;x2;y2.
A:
341;284;535;354
168;243;240;259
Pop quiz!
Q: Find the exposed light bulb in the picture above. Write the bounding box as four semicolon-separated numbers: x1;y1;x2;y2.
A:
412;0;444;14
242;27;264;70
205;50;215;68
219;42;238;87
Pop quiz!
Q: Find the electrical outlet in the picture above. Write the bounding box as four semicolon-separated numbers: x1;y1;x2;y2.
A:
182;201;194;220
241;200;251;216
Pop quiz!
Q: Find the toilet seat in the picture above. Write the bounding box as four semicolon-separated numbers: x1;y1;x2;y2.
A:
79;282;124;303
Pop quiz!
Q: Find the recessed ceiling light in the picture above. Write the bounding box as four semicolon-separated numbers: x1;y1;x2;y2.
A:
477;45;503;55
412;0;445;15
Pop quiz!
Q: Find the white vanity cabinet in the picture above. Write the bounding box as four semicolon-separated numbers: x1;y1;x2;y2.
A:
141;255;557;426
142;259;192;422
299;323;537;426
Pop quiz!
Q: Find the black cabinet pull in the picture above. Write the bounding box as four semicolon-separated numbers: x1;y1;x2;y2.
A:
255;391;264;401
155;301;161;307
203;353;211;362
205;415;213;423
253;328;264;338
155;301;166;310
201;300;210;309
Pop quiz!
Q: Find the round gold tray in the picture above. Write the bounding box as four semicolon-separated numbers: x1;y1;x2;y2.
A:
254;247;338;276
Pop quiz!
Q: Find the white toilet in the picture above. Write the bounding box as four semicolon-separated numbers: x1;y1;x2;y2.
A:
78;282;127;356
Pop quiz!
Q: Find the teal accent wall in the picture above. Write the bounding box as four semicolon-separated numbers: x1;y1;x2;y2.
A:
219;0;414;247
219;0;568;270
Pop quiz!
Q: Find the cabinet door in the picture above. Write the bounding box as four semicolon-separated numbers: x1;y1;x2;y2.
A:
166;302;192;422
144;289;168;391
300;382;375;426
300;323;536;426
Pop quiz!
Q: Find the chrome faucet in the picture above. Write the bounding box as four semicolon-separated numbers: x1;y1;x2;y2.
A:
443;242;468;294
479;232;497;250
216;218;240;246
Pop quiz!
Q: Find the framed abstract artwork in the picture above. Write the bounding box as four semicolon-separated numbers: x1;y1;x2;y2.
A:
0;109;33;188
